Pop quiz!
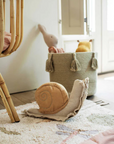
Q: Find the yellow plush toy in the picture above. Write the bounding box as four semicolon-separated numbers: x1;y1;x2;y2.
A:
76;40;92;52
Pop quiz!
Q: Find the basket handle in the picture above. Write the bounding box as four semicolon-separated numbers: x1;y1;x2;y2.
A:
70;53;81;72
91;53;98;70
46;54;54;73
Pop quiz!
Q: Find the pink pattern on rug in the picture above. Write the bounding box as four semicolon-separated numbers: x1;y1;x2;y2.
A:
81;129;114;144
61;131;79;144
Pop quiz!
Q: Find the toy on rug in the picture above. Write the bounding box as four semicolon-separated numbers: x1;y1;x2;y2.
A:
38;24;65;53
76;40;92;52
25;77;89;122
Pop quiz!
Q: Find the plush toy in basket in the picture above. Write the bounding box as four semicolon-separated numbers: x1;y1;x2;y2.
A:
76;40;92;52
38;24;94;53
25;78;89;122
38;24;98;97
38;24;64;53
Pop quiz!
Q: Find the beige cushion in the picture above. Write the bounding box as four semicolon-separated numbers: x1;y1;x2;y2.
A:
25;78;89;122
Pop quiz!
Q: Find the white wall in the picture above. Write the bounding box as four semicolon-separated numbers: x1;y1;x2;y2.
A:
0;0;59;93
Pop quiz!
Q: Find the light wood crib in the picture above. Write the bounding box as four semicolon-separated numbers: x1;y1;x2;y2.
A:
0;0;24;122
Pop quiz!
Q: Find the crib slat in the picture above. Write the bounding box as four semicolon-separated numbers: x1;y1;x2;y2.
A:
1;0;24;57
0;0;4;54
10;0;21;53
3;0;5;29
15;0;24;51
3;0;16;55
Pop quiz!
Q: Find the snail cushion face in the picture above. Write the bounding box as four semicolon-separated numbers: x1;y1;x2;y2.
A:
35;82;69;114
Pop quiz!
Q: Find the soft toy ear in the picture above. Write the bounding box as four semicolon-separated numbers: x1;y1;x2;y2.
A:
38;24;46;34
89;39;92;42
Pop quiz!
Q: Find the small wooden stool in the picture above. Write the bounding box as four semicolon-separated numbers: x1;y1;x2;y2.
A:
0;74;20;123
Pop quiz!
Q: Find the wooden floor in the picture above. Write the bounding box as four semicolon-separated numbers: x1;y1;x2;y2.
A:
87;72;114;110
0;90;36;110
0;73;114;110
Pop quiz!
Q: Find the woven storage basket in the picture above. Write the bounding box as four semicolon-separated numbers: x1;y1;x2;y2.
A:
46;52;98;96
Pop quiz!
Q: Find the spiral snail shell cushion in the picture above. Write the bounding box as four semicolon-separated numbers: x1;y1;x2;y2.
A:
35;82;69;114
25;78;89;122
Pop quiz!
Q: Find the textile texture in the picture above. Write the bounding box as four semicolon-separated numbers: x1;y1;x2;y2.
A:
47;52;98;96
0;100;114;144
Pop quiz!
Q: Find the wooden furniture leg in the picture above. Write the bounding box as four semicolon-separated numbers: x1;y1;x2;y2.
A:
0;74;20;122
0;88;15;122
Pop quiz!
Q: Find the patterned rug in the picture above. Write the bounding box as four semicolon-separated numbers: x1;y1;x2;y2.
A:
0;100;114;144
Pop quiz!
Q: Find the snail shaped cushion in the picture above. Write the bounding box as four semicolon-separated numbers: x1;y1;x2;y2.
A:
25;78;89;122
35;82;69;114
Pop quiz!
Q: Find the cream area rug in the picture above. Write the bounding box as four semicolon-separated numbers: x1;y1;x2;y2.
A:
0;100;114;144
